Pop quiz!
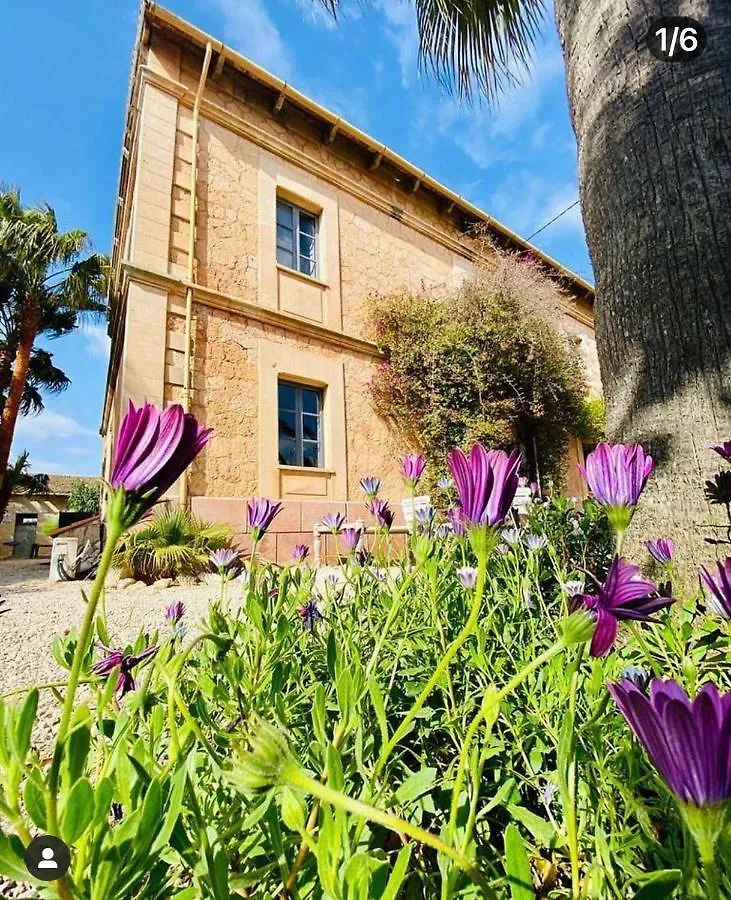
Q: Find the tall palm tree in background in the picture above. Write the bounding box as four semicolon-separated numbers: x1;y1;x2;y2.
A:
0;190;108;520
316;0;731;567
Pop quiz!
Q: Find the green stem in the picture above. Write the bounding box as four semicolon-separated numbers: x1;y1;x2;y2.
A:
628;623;662;677
364;561;423;681
565;644;584;900
47;519;123;836
701;857;722;900
286;767;498;899
375;547;487;773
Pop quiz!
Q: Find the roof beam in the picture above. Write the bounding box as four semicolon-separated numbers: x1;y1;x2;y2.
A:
327;122;340;143
410;177;421;194
369;151;383;171
212;47;226;79
273;88;287;115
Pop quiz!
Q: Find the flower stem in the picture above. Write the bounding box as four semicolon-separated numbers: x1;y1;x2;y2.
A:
565;644;584;900
46;520;123;836
285;766;498;899
375;545;487;773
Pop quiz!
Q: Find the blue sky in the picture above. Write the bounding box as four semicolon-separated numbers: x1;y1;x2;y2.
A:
0;0;591;477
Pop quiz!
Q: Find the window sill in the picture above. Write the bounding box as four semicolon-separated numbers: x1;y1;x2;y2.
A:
276;264;329;290
278;465;335;476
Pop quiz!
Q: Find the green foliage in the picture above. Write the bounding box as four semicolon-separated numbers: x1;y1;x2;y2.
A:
113;506;231;582
575;394;606;444
67;480;100;515
3;450;48;495
1;497;728;898
370;260;592;486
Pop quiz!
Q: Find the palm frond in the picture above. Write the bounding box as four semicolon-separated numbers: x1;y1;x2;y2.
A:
311;0;544;101
414;0;545;100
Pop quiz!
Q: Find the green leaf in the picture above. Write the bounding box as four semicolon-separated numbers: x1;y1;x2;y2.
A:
504;823;534;900
633;870;682;900
0;832;36;883
368;678;389;747
92;776;115;827
65;722;91;786
61;777;94;843
381;844;412;900
506;805;556;846
139;779;163;844
311;683;327;747
395;767;437;805
326;743;345;793
23;776;47;830
280;786;306;832
12;688;38;761
326;629;337;680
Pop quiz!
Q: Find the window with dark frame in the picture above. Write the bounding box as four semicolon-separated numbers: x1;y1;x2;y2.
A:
276;199;319;278
278;381;323;468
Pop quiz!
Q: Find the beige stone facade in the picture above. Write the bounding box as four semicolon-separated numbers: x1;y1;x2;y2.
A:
102;5;600;562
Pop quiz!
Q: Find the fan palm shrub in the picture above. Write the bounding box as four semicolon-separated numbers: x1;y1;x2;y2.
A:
114;506;231;582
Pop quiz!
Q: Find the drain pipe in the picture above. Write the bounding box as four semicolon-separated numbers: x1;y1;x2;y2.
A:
180;41;213;507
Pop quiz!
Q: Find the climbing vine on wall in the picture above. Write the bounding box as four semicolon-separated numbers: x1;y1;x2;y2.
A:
370;254;602;486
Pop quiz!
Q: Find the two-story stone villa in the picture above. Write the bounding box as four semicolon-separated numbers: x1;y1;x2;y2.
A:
102;3;600;561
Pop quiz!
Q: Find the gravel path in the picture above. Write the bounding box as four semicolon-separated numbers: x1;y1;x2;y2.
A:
0;559;218;750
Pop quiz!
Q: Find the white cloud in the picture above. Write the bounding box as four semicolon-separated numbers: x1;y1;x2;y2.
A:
15;411;95;442
292;0;338;30
81;322;111;360
432;41;566;170
490;172;583;241
210;0;292;79
374;0;420;87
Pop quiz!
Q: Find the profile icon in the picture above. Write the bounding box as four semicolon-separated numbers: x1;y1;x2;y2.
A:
23;834;71;881
38;846;58;869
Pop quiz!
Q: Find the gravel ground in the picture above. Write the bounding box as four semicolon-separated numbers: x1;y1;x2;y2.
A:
0;559;219;750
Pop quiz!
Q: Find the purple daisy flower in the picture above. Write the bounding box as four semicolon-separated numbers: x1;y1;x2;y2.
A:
321;512;346;534
646;537;675;565
367;499;394;530
580;443;654;535
609;678;731;807
299;598;324;632
341;526;363;552
164;600;185;626
109;401;212;527
699;557;731;620
210;548;240;575
571;556;674;657
292;543;309;563
448;507;466;537
524;533;548;552
90;643;158;699
457;566;478;589
414;505;436;534
359;476;382;499
401;454;426;487
247;498;283;542
710;441;731;462
447;444;521;529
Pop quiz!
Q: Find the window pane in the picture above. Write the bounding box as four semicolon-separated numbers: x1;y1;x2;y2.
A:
299;232;316;261
299;255;317;278
302;440;320;467
277;224;294;252
302;412;319;441
279;437;297;466
301;389;319;414
278;383;296;411
278;409;296;441
276;201;294;228
276;245;295;269
299;212;316;236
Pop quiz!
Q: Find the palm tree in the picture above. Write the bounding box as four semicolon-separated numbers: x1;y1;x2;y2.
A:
0;189;108;520
315;0;731;566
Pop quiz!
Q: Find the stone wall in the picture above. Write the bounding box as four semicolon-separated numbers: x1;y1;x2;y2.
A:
103;25;602;558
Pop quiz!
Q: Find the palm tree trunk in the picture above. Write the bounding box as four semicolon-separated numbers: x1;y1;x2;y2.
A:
0;296;39;520
555;0;731;572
